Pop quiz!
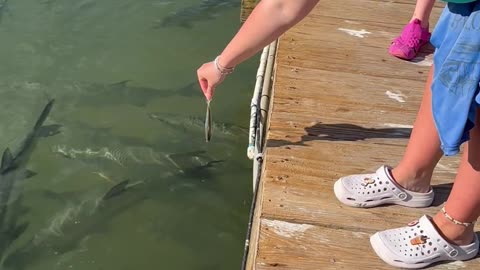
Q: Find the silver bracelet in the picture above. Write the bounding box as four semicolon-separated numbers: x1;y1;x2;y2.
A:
214;56;235;75
441;206;476;227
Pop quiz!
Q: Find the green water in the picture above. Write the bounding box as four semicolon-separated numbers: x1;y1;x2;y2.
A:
0;0;257;269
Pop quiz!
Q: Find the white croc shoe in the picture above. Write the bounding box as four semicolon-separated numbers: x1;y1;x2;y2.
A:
334;165;434;208
370;215;479;269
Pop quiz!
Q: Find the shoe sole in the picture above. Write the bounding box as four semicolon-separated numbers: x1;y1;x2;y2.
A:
388;40;430;61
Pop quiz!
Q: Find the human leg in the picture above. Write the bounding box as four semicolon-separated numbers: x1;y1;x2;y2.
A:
391;66;443;193
410;0;436;28
370;109;480;268
430;108;480;246
334;66;440;207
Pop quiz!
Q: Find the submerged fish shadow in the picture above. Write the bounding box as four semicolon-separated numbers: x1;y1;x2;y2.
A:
181;159;227;178
267;122;412;147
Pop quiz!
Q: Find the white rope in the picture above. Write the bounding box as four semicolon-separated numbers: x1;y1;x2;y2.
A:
257;40;277;155
247;45;270;160
250;40;278;191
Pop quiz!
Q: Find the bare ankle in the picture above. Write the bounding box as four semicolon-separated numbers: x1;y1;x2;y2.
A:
409;17;429;29
389;167;432;193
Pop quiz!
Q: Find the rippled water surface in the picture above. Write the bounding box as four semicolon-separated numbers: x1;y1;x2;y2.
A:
0;0;256;269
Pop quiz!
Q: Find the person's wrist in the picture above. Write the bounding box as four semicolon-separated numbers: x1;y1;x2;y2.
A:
217;54;235;69
214;55;235;75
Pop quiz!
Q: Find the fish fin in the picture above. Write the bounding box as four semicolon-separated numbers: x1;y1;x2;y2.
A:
110;80;132;88
1;148;14;171
192;160;225;172
23;169;37;179
37;124;62;138
6;168;38;180
102;180;130;201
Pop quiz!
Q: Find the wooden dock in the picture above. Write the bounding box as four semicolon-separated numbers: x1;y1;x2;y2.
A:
240;0;259;22
245;0;480;269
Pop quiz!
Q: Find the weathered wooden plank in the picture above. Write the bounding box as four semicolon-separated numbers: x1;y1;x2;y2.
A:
255;218;478;269
240;0;259;22
245;163;266;270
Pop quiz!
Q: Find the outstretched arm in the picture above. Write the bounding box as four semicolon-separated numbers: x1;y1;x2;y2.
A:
197;0;320;101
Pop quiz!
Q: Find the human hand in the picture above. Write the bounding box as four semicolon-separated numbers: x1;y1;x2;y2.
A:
196;59;228;101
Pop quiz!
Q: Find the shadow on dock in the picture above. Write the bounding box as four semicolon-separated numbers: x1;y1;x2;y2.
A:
268;122;412;147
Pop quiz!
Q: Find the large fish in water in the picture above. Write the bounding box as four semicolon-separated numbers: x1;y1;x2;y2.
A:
154;0;240;29
0;99;56;264
1;179;147;269
3;80;201;110
2;163;230;269
48;121;226;179
51;144;224;176
0;99;55;210
74;80;200;107
148;112;248;141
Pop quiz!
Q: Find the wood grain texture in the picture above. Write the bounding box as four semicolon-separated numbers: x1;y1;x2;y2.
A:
240;0;259;22
246;0;480;269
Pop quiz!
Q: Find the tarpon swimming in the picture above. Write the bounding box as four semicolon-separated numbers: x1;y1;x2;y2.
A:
1;179;146;269
1;80;201;111
51;145;224;176
0;99;56;264
71;80;200;107
148;112;248;140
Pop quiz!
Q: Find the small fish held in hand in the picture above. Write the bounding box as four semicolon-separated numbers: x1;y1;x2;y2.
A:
205;100;212;142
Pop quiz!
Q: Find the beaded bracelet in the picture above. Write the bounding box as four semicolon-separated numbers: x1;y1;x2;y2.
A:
441;206;476;227
214;56;235;75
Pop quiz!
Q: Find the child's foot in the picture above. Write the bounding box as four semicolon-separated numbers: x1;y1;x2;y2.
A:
370;215;479;269
388;19;431;60
333;165;434;208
